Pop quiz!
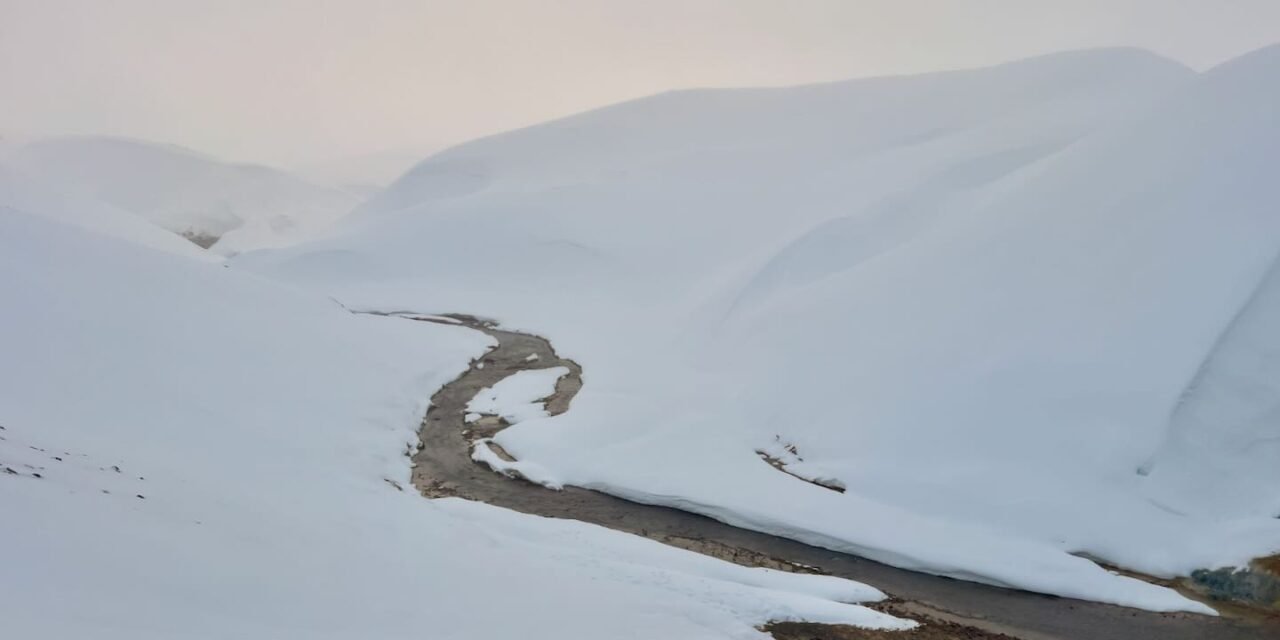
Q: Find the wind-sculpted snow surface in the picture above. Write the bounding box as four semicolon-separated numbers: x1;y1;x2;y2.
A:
235;47;1280;610
0;198;913;637
5;136;360;253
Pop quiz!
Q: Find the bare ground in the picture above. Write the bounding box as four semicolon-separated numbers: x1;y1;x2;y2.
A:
765;599;1031;640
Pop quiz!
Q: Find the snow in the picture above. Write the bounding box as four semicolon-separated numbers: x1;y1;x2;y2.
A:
1143;253;1280;520
5;135;361;254
471;439;565;490
467;366;570;424
756;436;848;493
236;46;1280;612
0;190;908;637
0;162;211;260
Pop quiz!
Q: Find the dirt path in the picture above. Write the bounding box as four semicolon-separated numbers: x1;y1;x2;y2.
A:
390;312;1276;640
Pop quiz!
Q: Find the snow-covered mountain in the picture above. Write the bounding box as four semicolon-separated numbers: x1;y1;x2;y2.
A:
238;45;1280;611
4;136;361;253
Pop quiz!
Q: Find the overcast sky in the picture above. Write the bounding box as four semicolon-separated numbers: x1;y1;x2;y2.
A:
3;0;1279;169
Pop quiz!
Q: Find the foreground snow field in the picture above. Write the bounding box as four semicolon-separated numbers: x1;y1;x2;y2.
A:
0;184;913;637
236;46;1280;611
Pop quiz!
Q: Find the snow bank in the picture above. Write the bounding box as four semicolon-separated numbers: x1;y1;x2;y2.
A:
234;46;1280;610
0;198;906;637
471;438;565;490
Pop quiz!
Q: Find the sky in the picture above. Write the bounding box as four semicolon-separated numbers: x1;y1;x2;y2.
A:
3;0;1280;173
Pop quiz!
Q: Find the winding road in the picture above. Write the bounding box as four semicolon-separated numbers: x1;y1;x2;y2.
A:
393;312;1277;640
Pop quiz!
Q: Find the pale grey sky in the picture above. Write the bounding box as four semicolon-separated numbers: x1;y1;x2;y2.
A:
3;0;1279;168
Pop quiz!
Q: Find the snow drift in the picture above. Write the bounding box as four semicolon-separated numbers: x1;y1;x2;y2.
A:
236;46;1280;610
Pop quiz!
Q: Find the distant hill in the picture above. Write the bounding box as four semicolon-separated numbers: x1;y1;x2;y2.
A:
5;136;361;253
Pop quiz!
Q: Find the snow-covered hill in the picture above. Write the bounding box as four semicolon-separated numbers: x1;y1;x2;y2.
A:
238;46;1280;611
0;164;908;638
0;162;210;259
4;136;361;253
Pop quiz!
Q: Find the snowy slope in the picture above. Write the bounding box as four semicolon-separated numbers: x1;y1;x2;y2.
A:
1145;255;1280;521
0;184;911;637
6;136;361;253
228;46;1280;611
0;162;210;259
1130;49;1280;523
689;42;1280;580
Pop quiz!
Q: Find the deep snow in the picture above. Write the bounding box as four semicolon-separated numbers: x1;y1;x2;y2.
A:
0;182;911;637
236;46;1280;611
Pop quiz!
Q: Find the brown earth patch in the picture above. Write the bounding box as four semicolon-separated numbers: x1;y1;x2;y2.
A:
657;534;825;574
763;620;1013;640
764;601;1023;640
1254;555;1280;575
